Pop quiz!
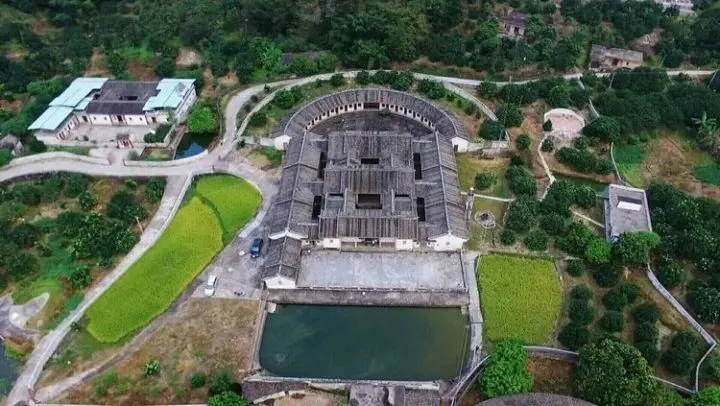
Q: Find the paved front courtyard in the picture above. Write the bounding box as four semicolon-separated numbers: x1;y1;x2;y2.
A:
297;250;465;291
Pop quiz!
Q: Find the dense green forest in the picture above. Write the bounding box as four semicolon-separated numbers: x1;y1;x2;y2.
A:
0;0;719;138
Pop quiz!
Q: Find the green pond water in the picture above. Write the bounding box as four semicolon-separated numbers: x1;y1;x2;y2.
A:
259;305;469;381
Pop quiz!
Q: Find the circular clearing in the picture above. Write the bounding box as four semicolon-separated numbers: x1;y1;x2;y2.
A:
475;211;497;229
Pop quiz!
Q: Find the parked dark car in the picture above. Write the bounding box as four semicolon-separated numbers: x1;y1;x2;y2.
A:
250;238;264;258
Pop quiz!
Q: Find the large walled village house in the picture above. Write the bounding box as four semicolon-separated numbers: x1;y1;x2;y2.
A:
262;89;470;289
29;77;196;145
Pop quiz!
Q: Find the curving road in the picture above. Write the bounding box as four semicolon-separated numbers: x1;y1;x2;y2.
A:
2;68;716;406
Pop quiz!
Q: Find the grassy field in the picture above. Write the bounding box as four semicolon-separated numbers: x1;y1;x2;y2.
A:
456;154;511;198
477;254;562;344
194;176;262;242
693;164;720;186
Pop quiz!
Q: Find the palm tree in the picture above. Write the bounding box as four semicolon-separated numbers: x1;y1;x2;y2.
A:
692;112;719;152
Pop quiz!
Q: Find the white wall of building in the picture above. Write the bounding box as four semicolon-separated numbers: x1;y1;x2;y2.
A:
321;238;341;249
263;275;296;289
430;234;466;251
395;239;414;251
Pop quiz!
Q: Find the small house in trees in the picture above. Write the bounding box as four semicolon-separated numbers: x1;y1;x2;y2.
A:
601;184;653;243
499;11;528;39
589;45;643;70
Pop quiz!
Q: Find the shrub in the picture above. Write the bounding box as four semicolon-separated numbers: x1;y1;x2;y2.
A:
479;340;533;398
10;223;38;248
516;134;531;151
541;138;554;152
64;174;89;198
583;116;620;142
273;89;296;109
634;322;659;343
248;111;267;127
67;264;92;290
190;373;207;389
559;322;590;350
585;238;612;265
593;263;621;288
570;285;593;301
496;103;524;127
78;190;97;211
612;232;661;265
417;79;446;100
599;311;625;333
555;147;603;174
702;355;720;381
107;190;147;225
187;106;217;134
557;222;593;256
569;299;595;325
478;82;497;98
500;229;517;245
505;165;536;196
602;289;629;311
543;120;553;132
524;229;549;251
209;369;235;397
474;172;497;190
0;150;11;167
208;392;246;406
330;73;346;87
144;360;161;377
356;70;371;85
619;283;641;304
566;259;586;277
633;303;660;324
480;120;506;141
505;197;538;233
574;136;590;150
548;85;571;108
662;331;700;376
146;178;166;204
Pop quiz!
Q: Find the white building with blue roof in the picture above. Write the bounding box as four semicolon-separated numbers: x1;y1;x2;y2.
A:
29;77;196;146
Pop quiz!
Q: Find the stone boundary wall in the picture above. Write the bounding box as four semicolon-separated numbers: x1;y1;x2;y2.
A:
123;149;208;167
7;152;110;167
267;288;468;307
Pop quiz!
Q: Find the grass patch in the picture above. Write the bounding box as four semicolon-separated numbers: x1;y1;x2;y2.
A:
46;146;91;155
613;143;647;188
456;154;511;198
693;164;720;186
477;254;562;344
194;176;262;242
259;147;283;167
86;176;261;343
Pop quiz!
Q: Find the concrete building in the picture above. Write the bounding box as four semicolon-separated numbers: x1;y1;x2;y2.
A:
601;184;653;243
589;45;643;71
500;11;528;39
29;77;196;145
262;89;470;289
654;0;694;14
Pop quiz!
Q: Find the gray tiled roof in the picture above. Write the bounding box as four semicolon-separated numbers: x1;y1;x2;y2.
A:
603;184;653;242
590;45;643;64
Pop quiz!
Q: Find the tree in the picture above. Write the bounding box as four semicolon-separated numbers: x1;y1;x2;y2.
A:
548;85;570;108
515;134;531;151
634;340;660;365
78;190;97;211
500;229;517;245
480;121;506;140
3;251;39;280
524;229;549;251
692;111;719;152
600;311;625;333
583;116;621;142
506;165;536;197
593;263;622;288
505;196;538;233
417;79;446;100
273;89;297;109
692;387;720;406
657;257;684;289
585;238;612;265
634;322;659;343
10;223;38;248
209;369;235;396
612;232;661;265
575;339;658;406
688;283;720;323
662;331;699;376
146;178;166;204
356;70;371;85
541;138;554;152
187;106;217;134
107;191;147;225
248;111;267;127
566;259;585;277
556;222;593;256
479;340;533;398
540;213;568;236
633;303;660;324
543;120;553;132
569;298;595;325
478;82;497;98
474;172;497;190
496;103;524;127
602;289;629;311
208;392;248;406
559;322;590;350
67;264;92;290
570;285;594;301
64;174;89;198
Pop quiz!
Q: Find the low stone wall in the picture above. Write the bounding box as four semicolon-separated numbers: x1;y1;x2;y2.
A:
123;149;208;167
267;288;468;307
7;152;110;167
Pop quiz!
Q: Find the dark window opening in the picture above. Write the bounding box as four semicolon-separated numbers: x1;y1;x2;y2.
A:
329;193;344;198
116;115;123;122
365;102;380;110
395;194;410;198
413;153;422;180
120;95;139;101
361;158;380;165
311;196;322;220
416;198;426;221
356;194;382;210
318;152;327;179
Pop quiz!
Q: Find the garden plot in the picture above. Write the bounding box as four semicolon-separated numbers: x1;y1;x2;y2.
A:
477;254;562;344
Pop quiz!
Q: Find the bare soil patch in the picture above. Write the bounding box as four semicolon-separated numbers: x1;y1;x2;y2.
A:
175;48;203;68
85;49;109;77
126;60;157;81
273;390;347;406
57;298;261;405
527;357;576;395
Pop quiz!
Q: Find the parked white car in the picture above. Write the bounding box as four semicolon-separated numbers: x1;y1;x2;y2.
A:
204;275;217;297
